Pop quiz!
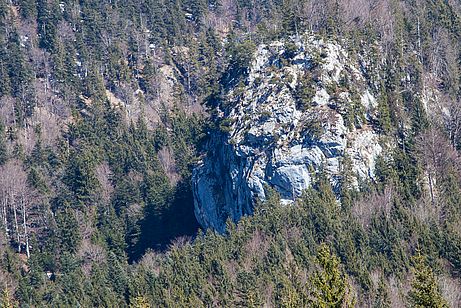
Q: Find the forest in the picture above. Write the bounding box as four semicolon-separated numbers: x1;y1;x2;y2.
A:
0;0;461;306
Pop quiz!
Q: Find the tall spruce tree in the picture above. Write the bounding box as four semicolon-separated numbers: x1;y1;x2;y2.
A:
408;254;448;308
0;121;7;165
310;243;355;308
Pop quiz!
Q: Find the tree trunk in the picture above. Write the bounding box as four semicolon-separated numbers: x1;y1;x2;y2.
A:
21;193;30;258
12;196;20;254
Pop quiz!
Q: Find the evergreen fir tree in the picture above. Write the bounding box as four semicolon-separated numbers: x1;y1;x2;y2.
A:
0;121;7;165
53;199;82;254
37;0;61;52
130;295;151;308
18;0;37;19
310;243;355;308
6;31;32;100
377;94;392;134
373;277;391;308
0;42;11;97
64;150;99;206
408;254;448;308
0;287;15;308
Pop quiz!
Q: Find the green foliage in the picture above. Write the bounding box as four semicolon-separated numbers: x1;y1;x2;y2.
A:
284;40;299;60
226;35;256;80
27;167;49;194
294;71;316;110
0;287;15;308
54;200;82;254
37;0;61;52
130;295;151;308
219;118;236;133
5;31;32;103
18;0;37;19
408;254;449;308
310;243;356;308
0;121;6;165
0;46;11;97
64;149;99;206
1;0;461;306
377;95;392;134
373;277;391;308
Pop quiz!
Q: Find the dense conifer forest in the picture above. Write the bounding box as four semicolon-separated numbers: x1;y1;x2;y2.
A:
1;0;461;306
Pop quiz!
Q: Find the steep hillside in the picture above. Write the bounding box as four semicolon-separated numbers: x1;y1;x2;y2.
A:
1;0;461;306
194;34;384;231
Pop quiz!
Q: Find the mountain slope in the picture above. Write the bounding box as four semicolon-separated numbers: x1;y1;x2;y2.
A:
194;34;384;231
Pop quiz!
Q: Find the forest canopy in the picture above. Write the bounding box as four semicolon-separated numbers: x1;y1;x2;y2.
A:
0;0;461;306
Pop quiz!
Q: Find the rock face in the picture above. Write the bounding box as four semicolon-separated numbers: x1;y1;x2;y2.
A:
193;34;383;232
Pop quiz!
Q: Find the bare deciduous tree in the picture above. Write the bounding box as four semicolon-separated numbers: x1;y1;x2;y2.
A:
440;274;461;308
339;0;371;30
95;163;114;204
428;27;460;95
351;185;394;229
0;96;16;127
0;160;39;257
439;96;461;148
416;128;460;206
158;147;179;185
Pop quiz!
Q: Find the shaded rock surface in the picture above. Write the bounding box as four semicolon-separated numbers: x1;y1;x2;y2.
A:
193;35;383;232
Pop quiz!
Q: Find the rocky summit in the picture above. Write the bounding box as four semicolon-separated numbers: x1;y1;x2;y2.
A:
193;34;384;232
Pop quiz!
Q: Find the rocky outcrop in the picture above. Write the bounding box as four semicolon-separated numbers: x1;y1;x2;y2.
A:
193;34;383;232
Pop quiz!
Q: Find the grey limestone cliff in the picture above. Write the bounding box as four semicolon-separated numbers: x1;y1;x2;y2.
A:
193;35;383;232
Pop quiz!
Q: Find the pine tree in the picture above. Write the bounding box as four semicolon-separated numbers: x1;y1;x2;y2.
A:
53;198;82;254
373;277;391;308
0;121;7;165
6;31;32;100
225;34;256;80
408;254;448;308
377;94;392;134
280;282;303;308
185;0;207;24
64;149;99;206
130;295;151;308
18;0;37;19
0;41;11;97
37;0;61;52
235;272;262;307
294;71;316;110
83;65;106;101
0;287;15;308
310;243;355;308
280;0;302;37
